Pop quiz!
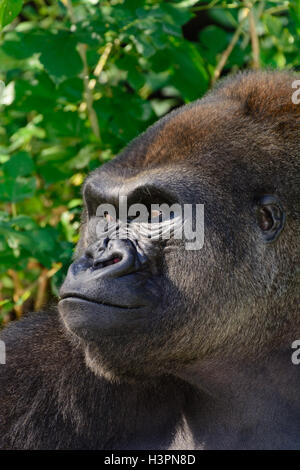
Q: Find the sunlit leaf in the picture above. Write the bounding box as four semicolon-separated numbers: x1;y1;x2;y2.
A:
0;0;23;29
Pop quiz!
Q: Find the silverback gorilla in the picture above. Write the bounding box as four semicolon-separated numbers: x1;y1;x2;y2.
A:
1;70;300;450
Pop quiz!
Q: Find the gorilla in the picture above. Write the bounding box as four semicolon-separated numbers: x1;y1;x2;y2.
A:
1;70;300;450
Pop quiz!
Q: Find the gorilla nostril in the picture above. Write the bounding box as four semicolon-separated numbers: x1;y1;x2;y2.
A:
85;239;137;277
86;239;108;259
108;240;115;251
93;255;122;269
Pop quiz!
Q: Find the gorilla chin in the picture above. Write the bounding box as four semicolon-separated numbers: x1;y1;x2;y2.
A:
58;297;151;339
59;295;172;382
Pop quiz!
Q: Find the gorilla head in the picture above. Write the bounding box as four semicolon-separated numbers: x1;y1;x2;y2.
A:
58;71;300;383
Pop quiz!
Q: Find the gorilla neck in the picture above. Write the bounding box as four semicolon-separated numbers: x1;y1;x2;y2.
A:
75;349;300;450
80;344;300;449
76;327;300;449
178;347;300;449
4;312;300;449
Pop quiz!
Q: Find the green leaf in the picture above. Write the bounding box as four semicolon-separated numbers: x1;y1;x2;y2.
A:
264;14;283;37
0;176;36;202
3;151;34;177
116;55;146;90
39;31;83;84
160;3;192;27
39;164;69;184
2;30;46;59
199;26;228;54
132;35;156;58
14;73;57;113
290;0;300;31
9;215;38;230
66;145;98;170
0;0;23;29
150;40;209;101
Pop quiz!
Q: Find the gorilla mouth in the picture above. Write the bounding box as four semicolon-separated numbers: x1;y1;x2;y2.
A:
93;256;121;269
59;293;142;310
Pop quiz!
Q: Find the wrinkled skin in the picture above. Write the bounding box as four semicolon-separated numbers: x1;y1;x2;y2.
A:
1;71;300;449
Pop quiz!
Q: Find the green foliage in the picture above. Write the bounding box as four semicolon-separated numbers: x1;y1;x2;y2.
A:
0;0;299;323
0;0;23;28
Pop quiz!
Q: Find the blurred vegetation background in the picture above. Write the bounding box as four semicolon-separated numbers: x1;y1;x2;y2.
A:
0;0;299;324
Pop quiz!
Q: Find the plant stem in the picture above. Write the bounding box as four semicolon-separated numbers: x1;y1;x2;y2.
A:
265;4;289;15
11;203;17;217
212;15;248;84
34;267;49;311
248;6;260;69
89;42;113;91
78;43;101;140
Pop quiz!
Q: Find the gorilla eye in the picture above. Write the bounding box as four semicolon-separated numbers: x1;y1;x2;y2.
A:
256;195;286;243
104;212;114;223
150;209;164;223
150;209;175;222
151;209;162;218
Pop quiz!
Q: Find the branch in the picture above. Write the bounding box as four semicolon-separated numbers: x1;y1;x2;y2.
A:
95;42;113;78
212;15;248;84
192;0;221;11
7;269;23;318
247;4;260;69
34;267;49;311
78;43;101;140
88;42;113;91
265;4;289;15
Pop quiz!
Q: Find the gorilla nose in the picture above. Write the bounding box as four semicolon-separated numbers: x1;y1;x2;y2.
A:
85;238;139;278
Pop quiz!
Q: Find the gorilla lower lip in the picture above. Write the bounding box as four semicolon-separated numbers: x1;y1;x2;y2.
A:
60;293;142;309
59;296;150;338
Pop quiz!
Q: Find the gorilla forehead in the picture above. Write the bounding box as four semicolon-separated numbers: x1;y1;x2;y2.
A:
89;70;300;184
84;71;300;218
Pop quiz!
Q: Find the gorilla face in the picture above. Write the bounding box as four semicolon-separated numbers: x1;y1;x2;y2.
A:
58;71;299;381
59;167;211;380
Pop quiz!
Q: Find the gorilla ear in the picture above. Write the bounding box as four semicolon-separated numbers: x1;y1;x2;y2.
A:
256;195;286;243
